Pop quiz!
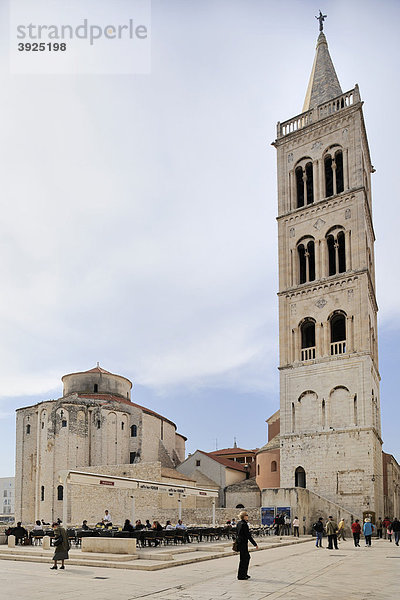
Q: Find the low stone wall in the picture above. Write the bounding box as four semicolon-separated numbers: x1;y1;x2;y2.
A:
81;537;137;555
154;507;261;526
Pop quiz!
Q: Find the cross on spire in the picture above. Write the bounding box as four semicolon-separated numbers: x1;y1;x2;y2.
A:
316;10;327;32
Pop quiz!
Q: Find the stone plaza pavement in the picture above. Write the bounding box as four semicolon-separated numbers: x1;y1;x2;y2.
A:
0;538;398;599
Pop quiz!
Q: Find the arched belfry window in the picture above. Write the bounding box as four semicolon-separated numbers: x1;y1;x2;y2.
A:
297;238;315;284
324;148;344;197
330;311;346;355
130;424;137;438
295;159;314;208
326;227;346;276
295;466;306;488
300;318;316;361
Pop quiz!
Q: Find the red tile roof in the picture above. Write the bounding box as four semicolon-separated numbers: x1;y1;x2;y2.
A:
208;447;257;456
197;450;247;472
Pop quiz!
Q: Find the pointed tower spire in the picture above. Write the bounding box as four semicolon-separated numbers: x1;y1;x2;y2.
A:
302;27;342;112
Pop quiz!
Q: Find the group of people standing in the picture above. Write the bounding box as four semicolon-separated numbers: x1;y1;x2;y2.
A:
312;515;400;549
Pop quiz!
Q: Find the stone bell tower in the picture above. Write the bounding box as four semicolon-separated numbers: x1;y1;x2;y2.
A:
273;20;383;517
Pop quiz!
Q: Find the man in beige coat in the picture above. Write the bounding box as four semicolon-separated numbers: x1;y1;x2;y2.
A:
326;516;338;550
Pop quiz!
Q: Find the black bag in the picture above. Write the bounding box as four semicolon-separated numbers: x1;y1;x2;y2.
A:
232;540;238;552
53;536;62;546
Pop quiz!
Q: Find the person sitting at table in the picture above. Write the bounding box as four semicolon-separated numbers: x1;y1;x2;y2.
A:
13;522;29;545
135;519;145;530
123;519;135;532
152;521;163;546
145;519;152;529
102;510;112;527
165;520;174;530
176;519;190;543
33;520;43;530
81;520;89;530
41;519;50;526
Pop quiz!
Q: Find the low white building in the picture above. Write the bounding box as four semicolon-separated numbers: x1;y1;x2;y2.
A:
0;477;14;522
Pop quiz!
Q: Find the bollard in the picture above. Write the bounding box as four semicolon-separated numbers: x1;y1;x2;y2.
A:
8;534;16;548
43;535;50;550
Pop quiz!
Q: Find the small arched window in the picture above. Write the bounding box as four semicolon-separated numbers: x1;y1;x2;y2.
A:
26;424;31;435
295;161;314;208
295;466;306;488
257;464;260;476
326;228;346;276
130;424;137;438
57;485;63;501
330;312;346;355
236;504;245;509
41;486;45;501
300;318;316;361
322;399;326;428
325;149;344;197
297;239;315;284
271;460;277;472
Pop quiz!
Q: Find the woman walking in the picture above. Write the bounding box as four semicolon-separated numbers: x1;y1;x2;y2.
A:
236;511;258;580
363;518;375;547
50;522;70;570
351;519;361;547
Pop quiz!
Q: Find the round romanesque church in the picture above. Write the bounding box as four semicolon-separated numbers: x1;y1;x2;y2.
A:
15;365;186;524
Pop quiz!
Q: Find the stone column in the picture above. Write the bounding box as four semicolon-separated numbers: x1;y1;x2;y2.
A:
313;160;319;202
302;170;307;205
319;158;324;200
332;161;337;196
334;240;339;275
343;148;349;190
345;230;351;271
290;170;295;211
293;327;299;362
305;249;310;282
315;240;321;280
321;238;326;278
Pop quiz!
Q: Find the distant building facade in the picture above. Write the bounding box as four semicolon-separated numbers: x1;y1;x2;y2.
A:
0;477;14;522
15;365;186;524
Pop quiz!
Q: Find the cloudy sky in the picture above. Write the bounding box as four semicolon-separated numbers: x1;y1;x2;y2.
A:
0;0;399;478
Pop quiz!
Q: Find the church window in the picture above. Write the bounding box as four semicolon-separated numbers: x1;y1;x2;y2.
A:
295;161;314;208
97;420;101;429
325;155;333;197
305;162;314;204
295;466;306;488
94;384;98;392
130;424;137;437
296;166;304;207
322;399;326;428
257;464;260;476
335;150;344;193
300;318;316;361
130;452;136;464
236;504;245;509
324;149;344;197
271;460;277;472
57;485;63;501
121;421;125;430
297;239;315;284
61;420;67;428
41;422;44;429
26;424;31;434
41;486;45;501
196;459;201;466
291;402;295;432
330;312;346;355
326;229;346;276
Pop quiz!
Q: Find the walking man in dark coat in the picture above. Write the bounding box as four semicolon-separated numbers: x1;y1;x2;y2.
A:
236;510;258;580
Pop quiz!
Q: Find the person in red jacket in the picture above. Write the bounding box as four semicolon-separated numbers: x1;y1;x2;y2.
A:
351;519;361;547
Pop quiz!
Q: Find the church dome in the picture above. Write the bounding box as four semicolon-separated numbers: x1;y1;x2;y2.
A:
61;364;132;400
